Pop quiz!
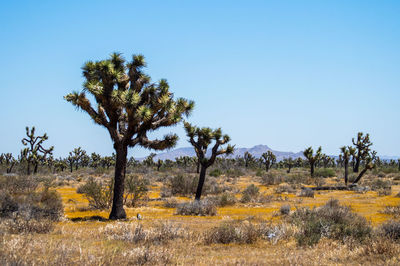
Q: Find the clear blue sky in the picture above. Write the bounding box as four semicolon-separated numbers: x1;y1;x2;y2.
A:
1;0;399;158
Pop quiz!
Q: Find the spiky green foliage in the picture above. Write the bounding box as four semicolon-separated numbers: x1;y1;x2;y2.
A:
243;152;255;168
283;157;294;173
184;122;234;200
21;126;54;175
352;132;373;173
67;147;87;172
0;153;16;173
261;151;276;172
303;146;322;177
64;53;194;219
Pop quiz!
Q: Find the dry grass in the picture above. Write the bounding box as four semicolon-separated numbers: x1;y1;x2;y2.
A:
1;173;400;264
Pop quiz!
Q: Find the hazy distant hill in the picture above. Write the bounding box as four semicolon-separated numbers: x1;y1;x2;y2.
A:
139;144;305;161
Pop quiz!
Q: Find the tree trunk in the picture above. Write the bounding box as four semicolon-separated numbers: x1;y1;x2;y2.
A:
27;162;31;175
34;163;38;174
354;154;360;173
196;159;200;174
265;164;269;172
287;165;291;173
109;144;128;220
344;161;348;186
352;168;368;184
195;165;207;200
70;163;73;173
310;163;315;177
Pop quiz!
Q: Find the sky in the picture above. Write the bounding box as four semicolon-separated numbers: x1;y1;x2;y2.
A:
0;0;399;158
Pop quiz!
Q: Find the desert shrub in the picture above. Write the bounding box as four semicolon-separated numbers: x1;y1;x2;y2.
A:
176;200;217;216
0;175;38;194
291;199;371;246
225;168;244;178
103;221;185;245
165;174;197;196
285;171;310;185
299;188;314;198
255;169;265;177
0;187;63;221
280;204;291;215
241;184;259;203
207;192;236;207
382;204;400;217
124;174;149;207
163;197;178;208
370;179;392;196
3;217;54;234
209;169;223;177
380;220;400;241
313;168;336;178
261;172;283;185
275;184;296;194
204;221;258;244
257;223;294;244
362;238;397;258
77;177;113;209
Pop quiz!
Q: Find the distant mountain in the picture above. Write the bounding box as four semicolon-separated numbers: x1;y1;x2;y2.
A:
138;144;305;161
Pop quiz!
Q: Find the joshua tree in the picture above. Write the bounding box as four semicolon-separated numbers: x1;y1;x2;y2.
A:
351;151;376;184
283;157;294;173
261;151;276;172
352;132;373;173
340;146;352;185
243;152;255;168
303;146;322;177
101;155;115;169
68;147;87;171
21;126;54;175
156;159;163;171
184;122;234;200
64;53;194;219
90;152;102;168
54;158;67;172
143;153;156;167
1;153;16;173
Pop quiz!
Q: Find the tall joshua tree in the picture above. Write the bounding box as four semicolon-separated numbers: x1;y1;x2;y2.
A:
21;126;54;175
352;132;372;173
64;53;194;219
340;146;352;186
184;122;234;200
303;146;322;177
243;152;255;168
261;151;276;172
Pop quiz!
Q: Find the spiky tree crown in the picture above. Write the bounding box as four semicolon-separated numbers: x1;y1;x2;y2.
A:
303;146;322;163
64;53;194;150
21;126;54;161
183;122;234;167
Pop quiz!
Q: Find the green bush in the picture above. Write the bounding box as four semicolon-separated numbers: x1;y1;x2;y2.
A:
124;175;149;207
76;177;113;209
241;184;259;203
209;169;223;177
204;221;258;244
291;199;371;246
313;168;336;178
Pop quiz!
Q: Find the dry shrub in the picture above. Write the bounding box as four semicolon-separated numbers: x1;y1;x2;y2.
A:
76;177;113;209
241;184;259;203
2;217;54;234
261;172;284;185
275;184;296;194
176;200;217;216
299;188;315;198
362;238;397;258
207;192;236;207
280;204;291;215
291;199;372;246
102;221;186;244
382;204;400;217
163;197;179;208
379;220;400;241
204;221;258;244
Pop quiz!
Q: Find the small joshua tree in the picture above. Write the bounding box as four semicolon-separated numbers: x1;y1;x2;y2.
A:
184;122;234;200
261;151;276;172
90;152;102;168
67;147;87;172
352;132;373;173
65;53;194;219
243;151;255;168
283;157;294;173
303;146;322;177
21;126;54;175
352;151;376;184
1;153;16;173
